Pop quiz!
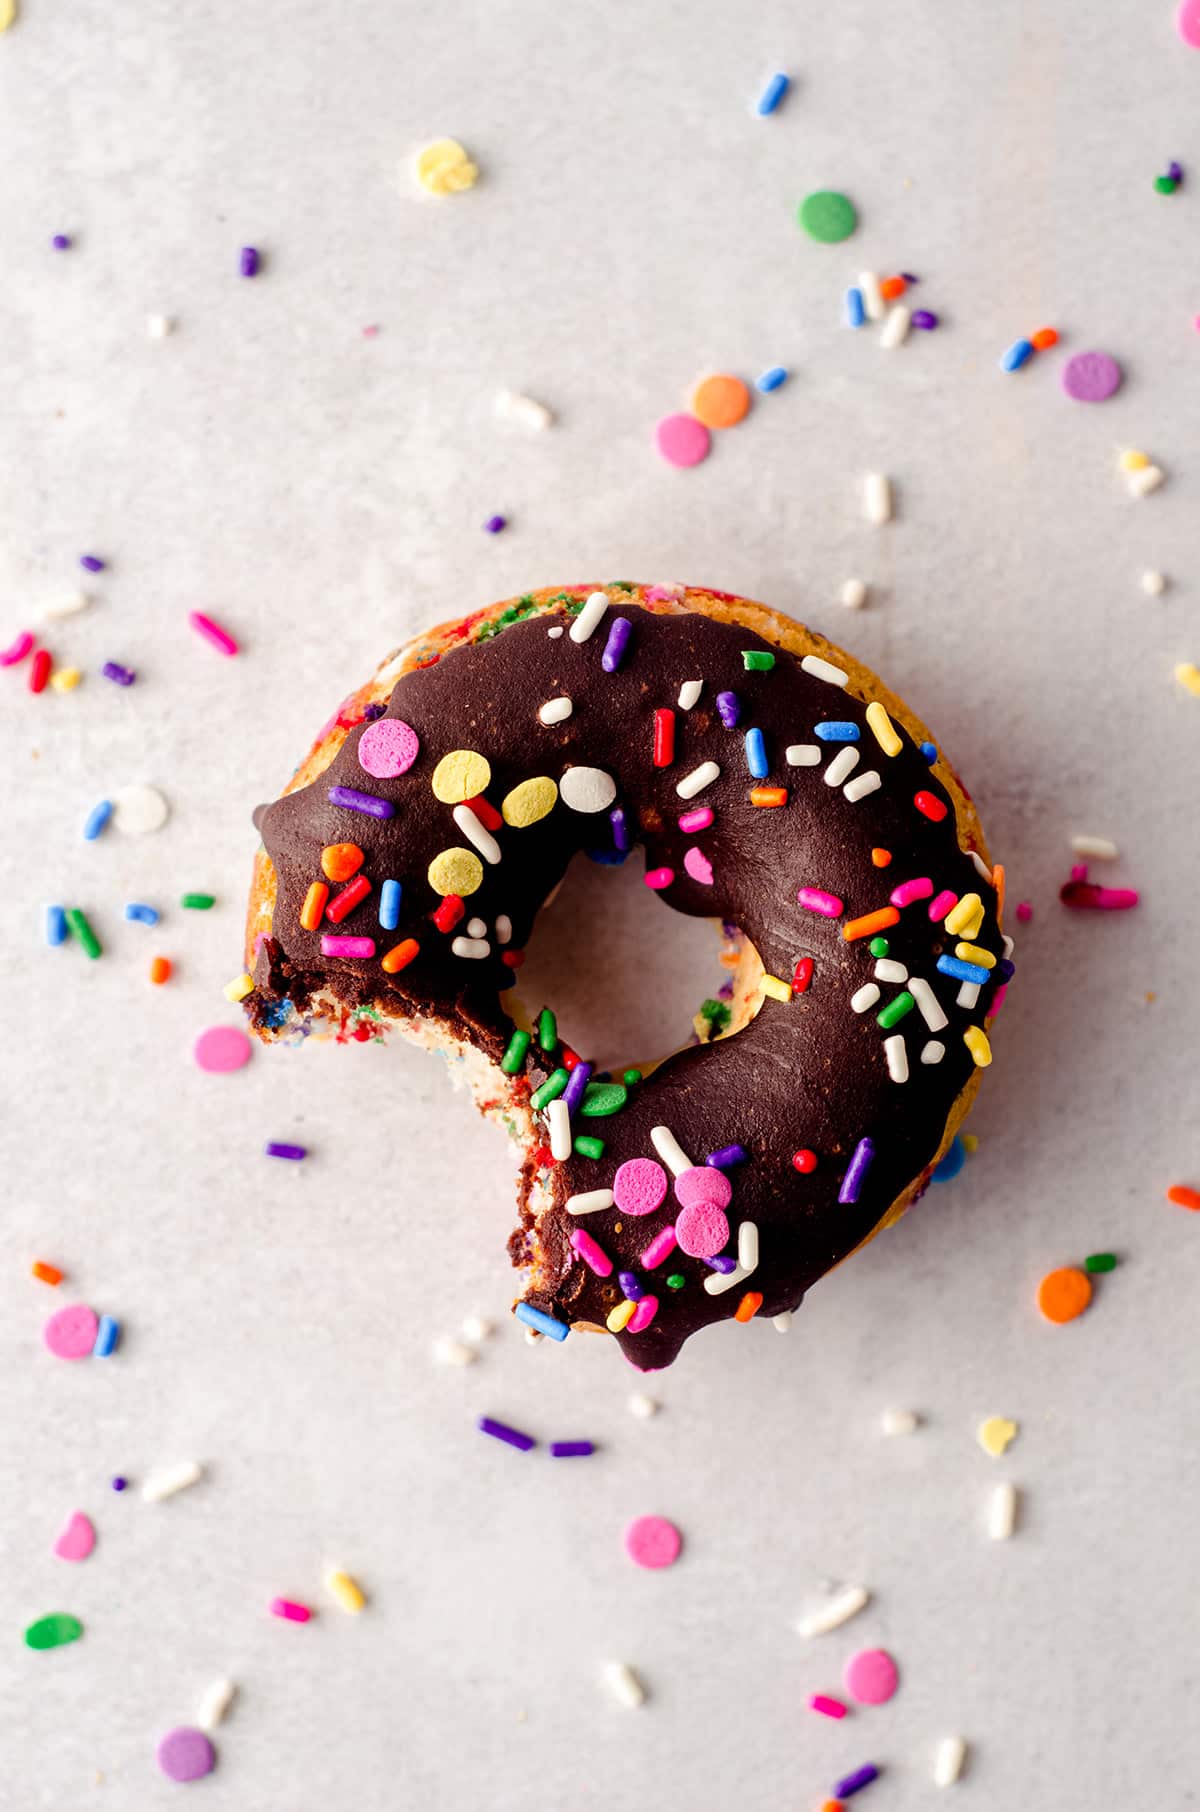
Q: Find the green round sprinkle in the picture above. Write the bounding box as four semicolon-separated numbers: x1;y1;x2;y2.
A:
24;1613;83;1651
665;1273;686;1290
64;908;101;959
742;650;775;672
537;1007;557;1054
530;1068;569;1111
622;1069;643;1087
869;936;890;957
797;189;858;244
1084;1252;1118;1273
180;892;216;910
500;1029;530;1075
580;1082;628;1118
573;1134;605;1160
877;990;916;1030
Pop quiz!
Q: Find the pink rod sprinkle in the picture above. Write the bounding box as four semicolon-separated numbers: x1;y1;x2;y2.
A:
809;1694;848;1720
644;867;674;890
678;807;714;833
990;983;1009;1014
270;1598;312;1622
627;1295;658;1333
319;935;375;958
890;876;933;908
928;889;957;921
640;1226;678;1269
797;887;844;917
1060;881;1140;911
188;610;239;656
0;630;33;666
570;1228;613;1277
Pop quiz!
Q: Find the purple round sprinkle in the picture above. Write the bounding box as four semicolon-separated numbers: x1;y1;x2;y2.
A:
156;1727;216;1784
610;805;630;852
562;1060;593;1116
716;690;741;728
101;660;135;686
111;1476;127;1492
705;1254;737;1274
80;554;105;572
601;616;632;672
264;1141;307;1161
239;246;260;278
1168;161;1183;183
484;514;507;533
478;1416;536;1451
549;1440;595;1458
1061;349;1122;403
998;957;1016;981
706;1143;748;1169
327;784;395;819
911;309;939;330
362;701;387;720
834;1763;879;1798
52;234;72;251
618;1271;645;1301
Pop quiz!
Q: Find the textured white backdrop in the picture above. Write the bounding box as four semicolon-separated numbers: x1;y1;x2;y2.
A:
2;0;1199;1805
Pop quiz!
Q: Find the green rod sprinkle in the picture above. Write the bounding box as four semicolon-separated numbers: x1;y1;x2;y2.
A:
573;1134;605;1160
180;892;216;910
64;908;101;959
877;990;915;1030
742;650;775;671
537;1007;557;1054
500;1029;531;1076
1084;1252;1118;1273
530;1068;569;1111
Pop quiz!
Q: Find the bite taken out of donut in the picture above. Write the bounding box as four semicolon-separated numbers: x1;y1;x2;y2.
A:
244;583;1010;1369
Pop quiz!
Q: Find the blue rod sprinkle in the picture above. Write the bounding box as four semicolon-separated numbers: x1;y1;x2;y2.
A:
82;800;113;840
845;286;865;329
478;1416;537;1450
379;878;402;931
744;727;768;778
755;71;789;116
265;1142;307;1161
814;721;860;742
1000;338;1034;372
124;902;160;925
936;955;990;985
834;1763;880;1798
755;366;788;392
549;1441;595;1458
513;1302;569;1342
45;905;68;946
93;1315;120;1358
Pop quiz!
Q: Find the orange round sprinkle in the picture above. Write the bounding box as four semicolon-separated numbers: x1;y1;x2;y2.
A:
321;842;364;882
31;1261;63;1286
149;956;172;985
871;848;893;867
690;373;752;430
734;1290;763;1323
749;786;788;807
879;275;906;301
381;938;419;975
1036;1266;1092;1324
1030;327;1059;350
1167;1184;1200;1211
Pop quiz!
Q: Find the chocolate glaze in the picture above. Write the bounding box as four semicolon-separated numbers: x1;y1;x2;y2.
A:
251;595;1002;1367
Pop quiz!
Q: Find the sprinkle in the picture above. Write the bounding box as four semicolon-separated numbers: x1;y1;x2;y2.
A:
494;390;553;430
483;513;507;534
676;760;721;799
716;689;741;727
844;1647;899;1705
566;1187;615;1215
839;1138;875;1204
1142;569;1166;595
82;799;113;841
797;1584;870;1637
570;590;609;643
53;1513;97;1564
759;973;792;1002
844;770;881;802
265;1142;306;1161
845;285;866;328
843;907;898;942
563;1060;594;1115
603;1662;646;1709
786;745;821;768
750;786;787;809
824;747;860;787
977;1416;1018;1457
300;882;329;930
834;1764;880;1798
678;678;703;709
872;848;892;866
500;1029;530;1074
270;1598;312;1622
801;653;849;686
32;1261;63;1285
863;473;892;524
93;1314;120;1356
943;892;983;935
880;305;911;349
601;616;633;672
619;1271;644;1302
914;789;948;822
560;766;617;813
921;1040;945;1063
196;1680;237;1733
907;977;948;1032
547;1098;572;1160
414;137;478;193
607;1299;636;1331
79;554;106;573
857;270;883;320
1001;338;1034;371
538;696;573;726
629;1392;659;1419
933;1736;967;1787
737;1220;759;1272
851;983;880;1013
652;707;676;768
810;1694;848;1722
0;629;33;664
883;1034;909;1082
877;990;915;1028
50;661;83;686
792;1149;817;1173
797;887;843;917
692;374;751;427
452;804;502;866
24;1614;84;1651
655;411;712;467
1036;1265;1091;1322
549;1440;594;1459
328;785;394;819
792;957;814;994
320;935;375;959
651;1125;693;1176
881;1408;918;1435
570;1229;613;1277
188;610;239;656
1167;1184;1200;1211
742;651;777;677
450;935;489;959
798;190;858;243
911;310;939;329
141;1460;203;1503
112;784;169;835
955;942;996;970
64;908;101;959
148;956;172;986
756;366;788;391
989;1482;1017;1541
27;647;51;691
640;1227;679;1269
1060;878;1140;909
1062;349;1122;402
890;877;933;910
180;892;216;912
147;314;173;338
734;1289;763;1322
1069;834;1119;860
434;1337;475;1366
1085;1251;1117;1272
573;1134;605;1160
755;69;789;114
101;660;135;686
1030;326;1059;349
678;806;713;833
533;1063;570;1106
963;1026;992;1067
815;720;860;743
478;1416;536;1451
1128;464;1165;497
42;593;88;622
237;244;261;278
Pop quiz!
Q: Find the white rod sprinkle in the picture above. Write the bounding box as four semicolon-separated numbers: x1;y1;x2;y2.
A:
547;1098;571;1161
43;590;91;620
874;959;908;984
566;1188;615;1215
494;389;554;431
844;769;881;802
433;1337;476;1366
141;1460;203;1504
1069;835;1119;860
968;849;993;883
676;760;721;799
797;1584;870;1638
196;1678;237;1732
851;984;881;1014
452;805;501;864
703;1262;749;1296
956;980;981;1009
786;744;821;765
864;472;893;524
1128;464;1164;496
859;271;884;320
880;304;911;349
840;577;868;609
909;977;948;1033
800;654;848;686
495;914;512;945
824;746;860;787
569;591;609;643
538;696;573;726
650;1125;692;1175
881;1408;919;1436
678;679;703;710
450;936;490;959
989;1481;1017;1541
934;1736;967;1787
772;1312;792;1332
737;1219;759;1274
603;1662;646;1709
884;1034;909;1083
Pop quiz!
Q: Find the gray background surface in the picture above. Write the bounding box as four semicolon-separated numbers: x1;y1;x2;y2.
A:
2;1;1198;1806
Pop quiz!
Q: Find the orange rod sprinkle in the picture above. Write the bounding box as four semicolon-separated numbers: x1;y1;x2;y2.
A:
149;956;172;985
300;882;329;930
734;1290;763;1323
31;1261;63;1286
1167;1184;1200;1211
381;938;419;974
749;786;787;807
992;861;1006;918
843;906;900;942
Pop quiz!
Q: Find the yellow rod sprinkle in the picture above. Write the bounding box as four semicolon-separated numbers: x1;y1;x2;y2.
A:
963;1026;992;1068
865;700;902;757
606;1299;636;1333
223;972;254;1002
324;1569;365;1615
758;973;793;1002
955;942;997;969
1175;662;1200;697
944;892;983;936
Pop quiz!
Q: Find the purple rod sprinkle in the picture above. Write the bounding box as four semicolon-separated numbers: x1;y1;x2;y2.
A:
705;1254;737;1274
610;806;630;853
706;1143;748;1170
549;1441;595;1458
601;616;632;673
80;554;105;572
264;1142;307;1161
1168;161;1183;183
101;661;135;686
618;1271;644;1301
838;1137;875;1205
478;1417;536;1452
327;785;395;820
834;1763;880;1798
240;246;260;277
562;1060;593;1116
716;689;741;728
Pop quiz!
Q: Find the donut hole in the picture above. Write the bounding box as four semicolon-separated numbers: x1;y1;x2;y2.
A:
511;850;763;1075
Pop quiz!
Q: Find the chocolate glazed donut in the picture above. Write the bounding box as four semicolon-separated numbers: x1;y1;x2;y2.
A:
245;585;1009;1368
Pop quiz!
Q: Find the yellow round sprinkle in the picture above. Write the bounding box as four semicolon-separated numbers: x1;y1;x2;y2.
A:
431;749;491;804
963;1026;992;1068
0;0;16;32
865;700;902;757
414;138;479;195
607;1299;637;1333
1175;662;1200;697
1118;449;1149;472
223;972;254;1003
428;847;484;897
49;666;82;692
324;1568;365;1615
501;776;558;828
977;1415;1018;1457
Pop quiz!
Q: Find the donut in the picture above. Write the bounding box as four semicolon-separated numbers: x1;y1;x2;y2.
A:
244;583;1009;1368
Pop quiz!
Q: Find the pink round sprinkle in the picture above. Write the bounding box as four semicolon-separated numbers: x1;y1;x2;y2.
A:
674;1165;732;1210
613;1158;669;1217
193;1025;252;1073
654;412;711;468
1016;901;1033;923
624;1514;682;1569
43;1304;99;1360
1061;350;1122;403
53;1510;96;1562
684;846;713;885
674;1199;731;1259
843;1647;899;1705
358;717;420;778
644;866;674;890
156;1727;216;1783
1178;0;1200;46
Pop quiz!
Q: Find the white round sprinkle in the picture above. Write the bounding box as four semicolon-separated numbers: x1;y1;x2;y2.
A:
864;472;893;524
676;760;720;799
538;696;573;726
1141;568;1166;595
147;314;174;338
466;917;487;938
628;1392;659;1419
433;1336;476;1366
880;303;911;349
840;578;867;609
677;679;703;710
196;1678;236;1732
141;1460;203;1503
921;1040;946;1065
461;1315;493;1343
881;1408;919;1436
494;389;554;431
603;1662;646;1709
559;765;617;813
547;625;564;638
569;591;609;644
934;1735;967;1787
772;1312;792;1333
43;590;90;621
1128;463;1164;496
796;1583;870;1638
989;1481;1017;1541
112;784;170;836
1069;834;1119;860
